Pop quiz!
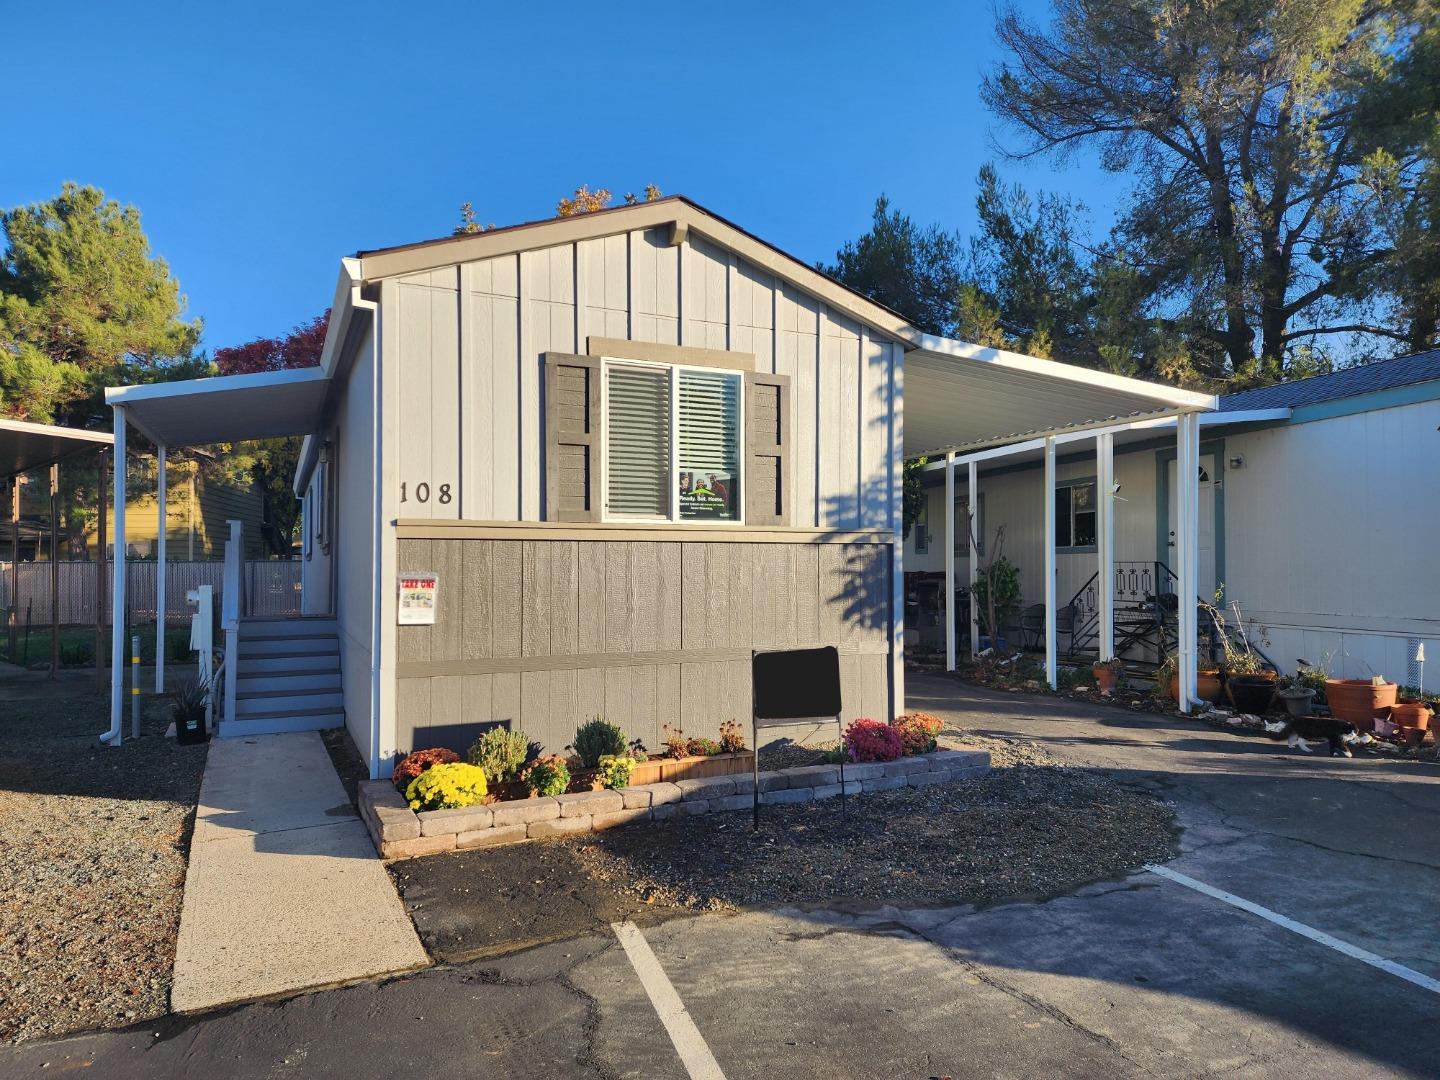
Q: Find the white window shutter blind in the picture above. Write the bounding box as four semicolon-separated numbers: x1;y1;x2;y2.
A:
606;367;670;517
678;370;740;520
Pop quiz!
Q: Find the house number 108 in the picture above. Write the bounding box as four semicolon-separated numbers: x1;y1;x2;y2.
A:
400;481;452;505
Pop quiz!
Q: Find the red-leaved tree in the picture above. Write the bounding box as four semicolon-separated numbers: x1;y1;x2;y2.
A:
213;311;328;375
210;311;329;554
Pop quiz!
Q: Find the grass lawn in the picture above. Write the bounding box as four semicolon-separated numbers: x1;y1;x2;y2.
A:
0;624;192;669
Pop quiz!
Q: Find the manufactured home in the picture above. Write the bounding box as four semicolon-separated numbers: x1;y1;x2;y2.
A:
100;197;1214;776
908;351;1440;684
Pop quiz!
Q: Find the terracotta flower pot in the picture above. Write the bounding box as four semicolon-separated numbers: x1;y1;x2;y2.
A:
1228;674;1276;715
1391;701;1433;732
1169;670;1223;704
1092;663;1120;695
1324;679;1398;731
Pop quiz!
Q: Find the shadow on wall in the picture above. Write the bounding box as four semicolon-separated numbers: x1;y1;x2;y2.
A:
815;340;902;637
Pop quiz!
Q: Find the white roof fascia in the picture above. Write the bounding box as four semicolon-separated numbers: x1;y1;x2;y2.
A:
292;259;372;495
916;334;1219;412
293;433;319;497
105;365;328;406
317;258;362;377
0;417;113;445
1201;408;1292;425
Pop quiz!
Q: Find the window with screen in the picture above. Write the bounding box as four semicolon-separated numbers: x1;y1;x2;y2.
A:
604;362;742;523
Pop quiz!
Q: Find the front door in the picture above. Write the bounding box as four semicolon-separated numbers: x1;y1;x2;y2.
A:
1166;452;1217;602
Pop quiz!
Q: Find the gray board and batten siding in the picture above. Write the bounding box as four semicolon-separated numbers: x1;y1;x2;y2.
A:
378;218;906;759
385;226;902;530
393;529;893;758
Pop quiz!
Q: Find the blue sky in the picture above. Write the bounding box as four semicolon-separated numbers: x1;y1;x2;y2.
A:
2;0;1118;352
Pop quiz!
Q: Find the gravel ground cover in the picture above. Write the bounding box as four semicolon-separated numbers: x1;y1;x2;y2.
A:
391;725;1176;960
0;677;206;1044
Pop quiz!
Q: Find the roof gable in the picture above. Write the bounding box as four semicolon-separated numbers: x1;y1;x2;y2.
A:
355;196;919;348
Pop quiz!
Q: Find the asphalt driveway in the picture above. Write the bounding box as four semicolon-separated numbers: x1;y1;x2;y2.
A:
5;675;1438;1078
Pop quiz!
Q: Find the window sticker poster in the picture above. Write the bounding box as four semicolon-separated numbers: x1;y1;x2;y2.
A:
679;470;736;520
397;572;438;625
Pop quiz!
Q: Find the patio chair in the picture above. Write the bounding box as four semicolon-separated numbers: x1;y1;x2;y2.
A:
1020;603;1077;652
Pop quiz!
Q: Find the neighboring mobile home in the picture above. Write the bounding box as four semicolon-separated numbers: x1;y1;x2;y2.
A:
102;197;1214;776
907;351;1440;683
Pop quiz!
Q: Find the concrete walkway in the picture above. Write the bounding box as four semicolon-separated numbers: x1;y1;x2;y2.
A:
171;731;429;1013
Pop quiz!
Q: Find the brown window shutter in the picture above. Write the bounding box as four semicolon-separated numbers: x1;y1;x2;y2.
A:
544;353;602;522
744;372;791;526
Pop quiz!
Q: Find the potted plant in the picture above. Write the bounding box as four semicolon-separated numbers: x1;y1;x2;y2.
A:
1275;672;1316;718
1324;676;1398;731
1091;657;1124;696
1391;687;1435;733
172;677;211;745
1156;654;1223;704
1207;601;1275;713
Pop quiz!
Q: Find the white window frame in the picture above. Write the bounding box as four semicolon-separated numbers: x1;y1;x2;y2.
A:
600;356;746;526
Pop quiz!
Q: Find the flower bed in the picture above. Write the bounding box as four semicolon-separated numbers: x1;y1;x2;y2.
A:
359;748;991;860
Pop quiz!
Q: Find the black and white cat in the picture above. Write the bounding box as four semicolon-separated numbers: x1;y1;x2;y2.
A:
1263;716;1371;757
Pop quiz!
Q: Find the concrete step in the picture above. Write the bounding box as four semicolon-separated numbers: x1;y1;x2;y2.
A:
217;708;346;737
235;670;342;695
238;652;340;674
236;688;344;716
239;636;339;657
239;616;338;637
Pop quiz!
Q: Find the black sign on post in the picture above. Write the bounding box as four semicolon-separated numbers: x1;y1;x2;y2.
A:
750;646;844;829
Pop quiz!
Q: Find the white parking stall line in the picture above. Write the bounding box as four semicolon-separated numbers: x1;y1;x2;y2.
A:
1145;864;1440;996
612;920;728;1080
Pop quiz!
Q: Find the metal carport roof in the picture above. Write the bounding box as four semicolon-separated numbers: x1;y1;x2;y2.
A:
0;418;113;479
904;336;1217;456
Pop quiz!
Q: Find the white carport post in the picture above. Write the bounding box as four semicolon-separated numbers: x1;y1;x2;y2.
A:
1175;412;1201;712
1096;431;1115;661
104;406;127;744
154;443;167;694
943;451;956;671
967;460;979;658
1042;436;1057;689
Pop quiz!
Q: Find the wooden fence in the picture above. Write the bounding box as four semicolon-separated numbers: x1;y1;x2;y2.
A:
0;560;302;627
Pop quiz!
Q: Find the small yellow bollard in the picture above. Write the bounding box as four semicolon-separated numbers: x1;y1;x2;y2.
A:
131;634;141;740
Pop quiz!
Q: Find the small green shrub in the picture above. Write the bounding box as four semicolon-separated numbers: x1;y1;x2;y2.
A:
61;641;93;666
686;736;721;757
597;754;638;789
468;726;531;783
572;716;627;768
521;754;570;797
405;762;488;811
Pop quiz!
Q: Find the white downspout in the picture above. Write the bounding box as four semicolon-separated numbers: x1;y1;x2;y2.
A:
100;406;127;744
355;288;384;779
